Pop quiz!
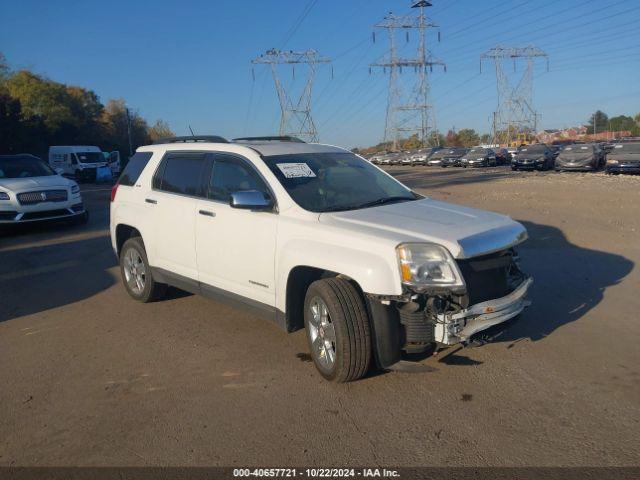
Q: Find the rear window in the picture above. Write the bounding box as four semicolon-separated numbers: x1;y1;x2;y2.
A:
118;152;153;186
155;153;206;197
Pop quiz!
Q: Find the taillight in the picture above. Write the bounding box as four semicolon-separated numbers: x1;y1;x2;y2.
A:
110;183;119;202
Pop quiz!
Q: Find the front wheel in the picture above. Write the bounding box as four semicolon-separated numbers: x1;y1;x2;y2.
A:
120;237;167;302
304;278;371;382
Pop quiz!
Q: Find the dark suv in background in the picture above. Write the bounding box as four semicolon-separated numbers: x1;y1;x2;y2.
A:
606;142;640;174
512;144;555;171
441;148;468;167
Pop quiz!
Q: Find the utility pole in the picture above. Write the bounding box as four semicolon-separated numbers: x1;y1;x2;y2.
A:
125;106;133;156
370;0;445;151
481;45;548;146
252;49;331;142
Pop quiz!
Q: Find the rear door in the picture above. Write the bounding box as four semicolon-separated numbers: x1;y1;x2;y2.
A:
195;152;277;306
147;152;207;281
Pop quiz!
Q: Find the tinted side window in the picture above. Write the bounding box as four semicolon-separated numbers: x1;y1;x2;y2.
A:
158;153;206;196
119;152;153;186
209;155;266;202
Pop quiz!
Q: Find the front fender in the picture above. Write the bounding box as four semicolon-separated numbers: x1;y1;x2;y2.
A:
275;238;401;312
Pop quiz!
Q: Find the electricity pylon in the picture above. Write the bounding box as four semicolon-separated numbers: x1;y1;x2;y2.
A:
481;45;548;146
252;48;331;142
370;0;445;151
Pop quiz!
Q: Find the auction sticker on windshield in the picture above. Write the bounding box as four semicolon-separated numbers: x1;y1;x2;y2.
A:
276;163;316;178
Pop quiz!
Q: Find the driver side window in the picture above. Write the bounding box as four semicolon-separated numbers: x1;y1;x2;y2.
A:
208;154;267;202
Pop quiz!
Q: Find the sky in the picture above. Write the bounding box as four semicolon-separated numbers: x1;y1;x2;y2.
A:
1;0;639;148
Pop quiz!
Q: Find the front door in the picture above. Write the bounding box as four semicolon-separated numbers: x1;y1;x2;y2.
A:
195;153;277;306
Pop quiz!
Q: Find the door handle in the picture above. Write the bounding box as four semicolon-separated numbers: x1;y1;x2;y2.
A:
199;210;215;217
145;198;157;204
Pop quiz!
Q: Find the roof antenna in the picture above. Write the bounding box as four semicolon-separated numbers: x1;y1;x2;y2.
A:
188;125;195;137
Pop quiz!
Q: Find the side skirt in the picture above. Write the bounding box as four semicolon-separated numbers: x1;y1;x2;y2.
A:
151;267;287;331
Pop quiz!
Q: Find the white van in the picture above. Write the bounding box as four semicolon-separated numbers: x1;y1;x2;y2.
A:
103;151;121;175
49;146;111;182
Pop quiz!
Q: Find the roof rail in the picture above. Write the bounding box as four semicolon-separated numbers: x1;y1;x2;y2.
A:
153;135;228;145
232;136;306;143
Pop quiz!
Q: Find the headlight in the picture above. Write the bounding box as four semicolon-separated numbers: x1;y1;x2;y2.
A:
607;159;618;164
0;191;10;201
396;243;465;290
71;184;80;194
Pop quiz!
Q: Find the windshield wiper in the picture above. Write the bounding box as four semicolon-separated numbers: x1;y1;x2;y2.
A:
318;196;415;213
352;196;416;210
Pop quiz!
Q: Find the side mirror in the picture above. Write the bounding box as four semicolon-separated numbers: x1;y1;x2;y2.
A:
229;190;273;211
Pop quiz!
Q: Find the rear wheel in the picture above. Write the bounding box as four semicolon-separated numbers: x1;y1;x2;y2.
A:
120;237;167;302
304;278;371;382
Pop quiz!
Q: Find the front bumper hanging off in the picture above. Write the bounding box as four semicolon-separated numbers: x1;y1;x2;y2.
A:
434;277;533;345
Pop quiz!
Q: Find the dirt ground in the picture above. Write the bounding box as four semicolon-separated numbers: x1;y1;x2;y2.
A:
0;168;639;467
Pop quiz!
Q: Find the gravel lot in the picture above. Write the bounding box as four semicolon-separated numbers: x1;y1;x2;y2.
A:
1;168;639;467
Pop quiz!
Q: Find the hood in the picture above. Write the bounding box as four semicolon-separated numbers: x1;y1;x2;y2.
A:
517;152;545;160
557;152;594;163
320;198;527;259
0;175;73;192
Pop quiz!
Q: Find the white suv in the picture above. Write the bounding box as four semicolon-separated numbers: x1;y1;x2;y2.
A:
0;154;87;226
110;136;532;382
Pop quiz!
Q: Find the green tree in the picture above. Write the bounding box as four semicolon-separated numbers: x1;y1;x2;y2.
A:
480;133;492;145
608;115;635;133
101;99;150;159
586;110;608;134
456;128;480;147
148;119;174;142
0;53;9;85
445;130;459;146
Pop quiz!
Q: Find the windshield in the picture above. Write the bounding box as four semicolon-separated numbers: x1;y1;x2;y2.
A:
467;149;489;157
445;148;467;157
561;145;593;155
519;145;546;154
0;157;56;179
74;152;105;164
609;143;640;155
262;152;416;212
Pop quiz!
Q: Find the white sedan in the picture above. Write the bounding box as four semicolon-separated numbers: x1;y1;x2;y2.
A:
0;154;88;225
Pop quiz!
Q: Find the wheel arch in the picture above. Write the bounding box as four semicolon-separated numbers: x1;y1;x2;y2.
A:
283;265;365;333
115;224;143;256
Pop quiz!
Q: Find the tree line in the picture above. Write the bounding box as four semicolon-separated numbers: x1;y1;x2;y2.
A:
0;53;174;161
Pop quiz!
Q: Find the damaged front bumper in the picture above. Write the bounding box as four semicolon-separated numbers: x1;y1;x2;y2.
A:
434;277;533;345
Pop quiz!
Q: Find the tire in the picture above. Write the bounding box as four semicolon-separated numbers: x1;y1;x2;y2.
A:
512;166;518;171
119;237;167;303
304;277;371;383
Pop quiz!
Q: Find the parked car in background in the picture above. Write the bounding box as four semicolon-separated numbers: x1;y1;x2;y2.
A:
511;144;555;171
110;135;532;383
555;143;604;172
461;147;497;168
49;145;112;182
411;147;441;166
426;148;448;166
494;148;512;165
606;142;640;174
0;154;88;226
441;148;468;167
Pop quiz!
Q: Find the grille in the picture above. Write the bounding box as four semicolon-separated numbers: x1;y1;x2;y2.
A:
457;249;514;305
0;211;18;221
21;209;71;220
17;190;68;205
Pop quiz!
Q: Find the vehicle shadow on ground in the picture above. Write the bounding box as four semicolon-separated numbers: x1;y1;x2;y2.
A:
490;220;634;344
0;234;117;323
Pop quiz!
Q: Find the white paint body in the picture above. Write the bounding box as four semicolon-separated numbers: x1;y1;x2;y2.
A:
110;141;527;315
